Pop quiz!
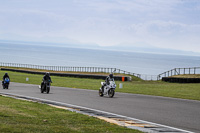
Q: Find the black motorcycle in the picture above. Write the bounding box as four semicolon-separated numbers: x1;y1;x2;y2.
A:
41;80;51;94
2;78;10;89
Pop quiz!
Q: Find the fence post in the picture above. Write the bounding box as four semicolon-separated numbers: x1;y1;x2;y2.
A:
157;75;160;80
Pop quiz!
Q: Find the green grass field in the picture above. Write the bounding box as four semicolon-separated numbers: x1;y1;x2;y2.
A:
0;70;200;100
0;95;140;133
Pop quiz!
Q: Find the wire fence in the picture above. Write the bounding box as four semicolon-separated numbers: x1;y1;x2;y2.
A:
0;62;158;80
158;67;200;80
140;75;159;81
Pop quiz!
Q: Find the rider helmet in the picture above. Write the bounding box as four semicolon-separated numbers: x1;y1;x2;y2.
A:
46;72;50;76
109;73;113;78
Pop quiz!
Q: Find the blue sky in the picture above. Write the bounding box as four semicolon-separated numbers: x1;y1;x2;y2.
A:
0;0;200;52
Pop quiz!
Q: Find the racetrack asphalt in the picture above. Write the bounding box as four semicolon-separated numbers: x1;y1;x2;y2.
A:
1;82;200;132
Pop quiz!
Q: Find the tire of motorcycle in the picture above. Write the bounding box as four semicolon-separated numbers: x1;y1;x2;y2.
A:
46;87;50;94
99;89;104;97
108;89;115;98
41;86;44;93
6;84;9;89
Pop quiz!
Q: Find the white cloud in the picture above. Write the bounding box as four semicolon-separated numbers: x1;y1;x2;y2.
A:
125;20;200;51
0;0;200;52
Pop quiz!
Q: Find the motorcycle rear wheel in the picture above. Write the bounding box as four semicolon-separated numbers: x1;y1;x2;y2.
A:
99;89;104;97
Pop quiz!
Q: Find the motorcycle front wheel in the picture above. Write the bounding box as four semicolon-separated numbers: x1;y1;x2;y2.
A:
46;86;50;94
108;89;115;98
5;84;9;89
41;85;44;93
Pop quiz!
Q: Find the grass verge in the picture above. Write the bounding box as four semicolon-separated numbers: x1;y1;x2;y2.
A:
0;70;200;101
172;74;200;78
0;95;140;133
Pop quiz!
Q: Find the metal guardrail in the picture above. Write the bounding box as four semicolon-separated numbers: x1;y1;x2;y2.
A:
0;62;159;80
158;67;200;80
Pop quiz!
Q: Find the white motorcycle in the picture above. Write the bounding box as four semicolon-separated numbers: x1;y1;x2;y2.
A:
99;80;116;98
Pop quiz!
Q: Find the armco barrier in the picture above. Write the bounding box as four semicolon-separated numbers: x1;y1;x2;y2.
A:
162;77;200;83
1;68;131;81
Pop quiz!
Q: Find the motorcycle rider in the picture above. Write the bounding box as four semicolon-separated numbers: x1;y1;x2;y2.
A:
2;72;10;85
41;72;52;89
101;73;114;93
